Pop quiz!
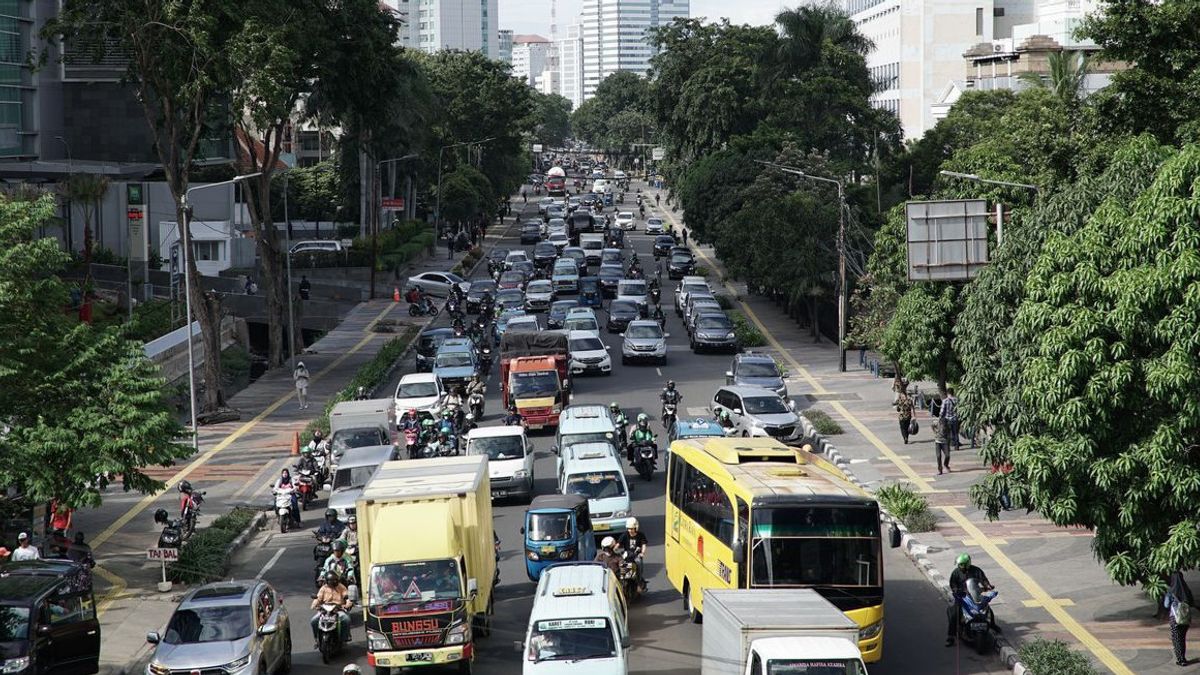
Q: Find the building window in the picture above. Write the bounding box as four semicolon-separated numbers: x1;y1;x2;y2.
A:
976;7;984;36
994;7;1005;16
192;241;222;262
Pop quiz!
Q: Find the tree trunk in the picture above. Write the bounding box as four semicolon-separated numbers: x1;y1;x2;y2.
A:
253;179;286;368
810;297;821;343
177;203;226;412
82;208;93;284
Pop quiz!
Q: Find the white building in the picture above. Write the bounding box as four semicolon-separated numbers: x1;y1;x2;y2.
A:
512;34;553;86
499;29;514;63
403;0;500;57
845;0;1037;139
557;23;586;109
580;0;689;100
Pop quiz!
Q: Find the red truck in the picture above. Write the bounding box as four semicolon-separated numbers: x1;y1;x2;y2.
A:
499;332;571;429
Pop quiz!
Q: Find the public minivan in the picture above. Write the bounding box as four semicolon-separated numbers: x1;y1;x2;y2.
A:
555;405;617;455
557;447;632;538
466;425;535;502
520;563;629;674
0;561;100;675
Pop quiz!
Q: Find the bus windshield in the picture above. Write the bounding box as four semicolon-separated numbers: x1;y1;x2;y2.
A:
750;506;881;587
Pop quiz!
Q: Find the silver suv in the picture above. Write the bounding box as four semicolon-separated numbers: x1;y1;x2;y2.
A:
621;319;668;365
147;580;291;675
711;385;800;442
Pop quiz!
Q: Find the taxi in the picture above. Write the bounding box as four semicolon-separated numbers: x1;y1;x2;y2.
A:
519;563;630;674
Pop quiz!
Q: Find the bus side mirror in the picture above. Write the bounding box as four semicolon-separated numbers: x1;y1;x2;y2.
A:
889;523;902;548
732;543;745;564
467;578;479;598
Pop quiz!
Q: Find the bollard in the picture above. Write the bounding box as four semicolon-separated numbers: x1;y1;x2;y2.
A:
393;287;401;302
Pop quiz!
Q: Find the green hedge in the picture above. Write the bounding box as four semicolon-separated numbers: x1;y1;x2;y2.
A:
1018;639;1099;675
301;327;418;445
876;483;937;532
168;506;259;584
731;312;767;347
803;409;844;435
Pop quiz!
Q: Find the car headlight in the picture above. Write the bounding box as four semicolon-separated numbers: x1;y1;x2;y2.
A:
749;418;765;427
726;332;736;339
146;662;169;675
446;623;471;645
514;469;530;478
526;550;540;561
367;629;392;651
222;655;252;672
613;509;630;518
858;620;883;641
1;659;28;675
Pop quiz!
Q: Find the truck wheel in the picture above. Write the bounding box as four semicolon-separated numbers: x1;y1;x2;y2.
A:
375;668;391;675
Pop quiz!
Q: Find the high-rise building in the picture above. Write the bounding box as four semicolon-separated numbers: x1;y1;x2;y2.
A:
580;0;689;100
512;35;553;86
404;0;500;57
557;23;585;110
498;29;514;63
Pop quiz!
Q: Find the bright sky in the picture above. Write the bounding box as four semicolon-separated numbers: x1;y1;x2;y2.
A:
498;0;791;37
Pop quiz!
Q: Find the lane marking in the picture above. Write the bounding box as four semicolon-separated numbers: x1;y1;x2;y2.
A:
256;547;287;579
655;367;662;376
93;564;127;617
658;200;1134;675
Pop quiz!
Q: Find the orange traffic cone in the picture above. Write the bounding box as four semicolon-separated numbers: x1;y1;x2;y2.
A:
290;432;300;456
393;287;401;302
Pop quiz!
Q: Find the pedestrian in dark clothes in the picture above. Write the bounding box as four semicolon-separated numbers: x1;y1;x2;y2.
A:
681;228;688;245
896;390;914;445
1166;572;1194;666
934;418;951;475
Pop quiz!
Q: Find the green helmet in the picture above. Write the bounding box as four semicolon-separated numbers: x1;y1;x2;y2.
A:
442;409;452;418
301;445;312;454
422;419;434;428
956;553;971;567
720;409;730;420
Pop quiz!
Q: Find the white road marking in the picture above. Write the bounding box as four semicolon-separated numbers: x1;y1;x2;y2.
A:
655;367;662;376
256;547;286;579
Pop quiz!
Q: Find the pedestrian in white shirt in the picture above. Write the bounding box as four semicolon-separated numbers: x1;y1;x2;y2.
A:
294;361;310;410
12;533;40;561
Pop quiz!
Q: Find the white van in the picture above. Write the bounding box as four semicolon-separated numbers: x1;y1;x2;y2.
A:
557;447;631;537
593;179;611;194
290;240;343;255
580;233;605;265
555;404;618;454
466;425;535;502
521;563;630;675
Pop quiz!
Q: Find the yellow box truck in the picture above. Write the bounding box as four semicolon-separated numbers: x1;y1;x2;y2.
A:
355;455;496;675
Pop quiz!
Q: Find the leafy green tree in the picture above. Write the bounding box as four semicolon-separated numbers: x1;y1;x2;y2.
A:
0;196;190;508
571;71;655;166
1017;50;1091;105
531;92;572;147
437;169;484;226
880;283;961;394
847;205;907;352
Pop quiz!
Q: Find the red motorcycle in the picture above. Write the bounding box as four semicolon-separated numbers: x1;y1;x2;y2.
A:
178;480;205;539
403;426;421;459
296;469;318;510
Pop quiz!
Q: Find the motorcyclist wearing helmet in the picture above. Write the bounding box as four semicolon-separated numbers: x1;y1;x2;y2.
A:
629;413;656;463
323;539;357;579
399;408;421;434
343;665;362;675
341;515;359;547
946;553;993;646
652;303;665;325
661;380;682;406
503;404;524;427
310;571;352;647
306;429;325;454
609;402;628;427
438;407;458;438
717;408;735;430
594;536;622;577
419;417;438;445
618;517;648;591
296;445;319;475
317;509;346;540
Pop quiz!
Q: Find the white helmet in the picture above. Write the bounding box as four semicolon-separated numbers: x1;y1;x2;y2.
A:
601;536;616;549
343;665;361;675
625;517;639;530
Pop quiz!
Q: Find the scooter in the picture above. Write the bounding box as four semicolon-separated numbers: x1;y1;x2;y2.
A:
273;487;296;533
296;469;318;510
312;531;335;563
313;602;351;664
153;508;184;548
661;402;678;432
403;427;421;459
468;390;485;419
958;580;999;655
408;297;438;317
632;441;657;481
618;553;642;602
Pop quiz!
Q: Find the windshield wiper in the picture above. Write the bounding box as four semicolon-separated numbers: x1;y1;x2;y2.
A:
568;653;615;663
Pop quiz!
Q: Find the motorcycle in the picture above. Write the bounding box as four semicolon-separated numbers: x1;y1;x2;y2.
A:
460;412;478;439
650;286;661;304
273;487;296;533
296;469;318;510
313;532;335;563
180;490;205;539
632;441;658;481
403;426;421;459
447;297;463;318
153;508;183;548
313;602;350;664
958;580;998;655
661;402;678;432
408;297;438;317
468;390;485;419
354;385;370;400
618;555;641;602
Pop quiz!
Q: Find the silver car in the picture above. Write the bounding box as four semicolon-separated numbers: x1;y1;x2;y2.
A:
710;385;801;442
621;319;668;365
147;580;291;675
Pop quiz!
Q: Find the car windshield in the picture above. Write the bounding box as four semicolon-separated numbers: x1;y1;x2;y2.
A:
570;336;605;352
602;253;621;263
744;396;789;414
551;302;576;315
620;282;646;295
648;219;663;226
397;381;438;398
164;605;253;644
500;272;523;283
554;264;577;275
368;560;462;609
0;607;29;641
670;254;692;264
536;245;556;256
528;512;573;542
468;435;525;461
436;353;473;368
509;319;539;333
528;282;552;293
766;660;866;675
498;291;524;303
564;318;598;332
656;237;674;245
565;472;626;499
469;282;496;296
683;284;707;294
751;506;882;587
330;428;387;452
610;301;637;315
528;618;615;662
626;325;662;339
512;371;559;398
697;317;731;330
739;362;780;378
333;465;378;490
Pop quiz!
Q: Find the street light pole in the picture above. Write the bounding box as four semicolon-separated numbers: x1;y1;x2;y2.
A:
180;172;262;452
756;160;849;372
369;154;420;299
433;138;493;255
284;171;295;371
938;170;1040;253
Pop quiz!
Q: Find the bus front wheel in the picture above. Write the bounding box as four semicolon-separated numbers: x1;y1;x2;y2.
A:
683;581;702;624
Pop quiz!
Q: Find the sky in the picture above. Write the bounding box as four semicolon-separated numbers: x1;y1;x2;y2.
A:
498;0;791;38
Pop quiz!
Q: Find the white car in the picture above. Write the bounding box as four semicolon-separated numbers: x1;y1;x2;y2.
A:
525;279;555;311
290;240;343;254
645;217;665;234
547;220;568;236
465;426;534;502
568;329;612;376
613;170;628;181
615;212;635;230
563;307;601;335
538;197;555;215
505;250;531;270
616;278;648;312
547;232;570;251
405;271;468;298
394;372;444;413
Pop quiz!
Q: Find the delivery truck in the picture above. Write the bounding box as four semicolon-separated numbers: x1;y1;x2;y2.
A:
701;589;867;675
356;455;496;675
499;332;570;429
329;398;396;451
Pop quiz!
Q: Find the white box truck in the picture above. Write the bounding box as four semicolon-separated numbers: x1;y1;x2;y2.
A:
701;589;867;675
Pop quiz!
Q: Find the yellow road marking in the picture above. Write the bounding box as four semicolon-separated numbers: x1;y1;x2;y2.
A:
93;564;126;617
961;538;1009;546
660;203;1135;675
1024;598;1076;608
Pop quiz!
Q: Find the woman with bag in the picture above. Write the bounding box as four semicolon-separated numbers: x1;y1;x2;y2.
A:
1166;571;1194;666
896;389;915;444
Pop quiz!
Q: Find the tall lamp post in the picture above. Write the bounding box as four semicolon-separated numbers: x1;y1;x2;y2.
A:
939;170;1039;248
434;137;493;253
370;154;420;299
756;160;849;372
180;172;261;451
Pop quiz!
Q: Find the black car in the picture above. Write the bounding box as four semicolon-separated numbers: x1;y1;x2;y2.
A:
598;267;623;297
606;300;641;333
533;241;558;270
465;280;497;314
0;560;101;675
653;235;677;258
520;223;542;244
606;227;625;249
668;252;696;279
547;299;579;329
415;327;456;370
691;312;738;352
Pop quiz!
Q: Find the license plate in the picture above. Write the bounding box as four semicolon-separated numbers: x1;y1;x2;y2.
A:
969;623;987;632
406;652;432;662
493;489;508;497
594;522;611;531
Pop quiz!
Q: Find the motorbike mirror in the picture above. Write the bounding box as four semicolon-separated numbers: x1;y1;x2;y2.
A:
257;623;278;636
787;399;796;411
513;640;525;653
733;409;742;415
520;526;525;534
145;631;161;645
620;635;631;649
467;578;479;597
664;333;670;338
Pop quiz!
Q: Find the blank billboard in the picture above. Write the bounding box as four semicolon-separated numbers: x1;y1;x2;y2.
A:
905;199;990;282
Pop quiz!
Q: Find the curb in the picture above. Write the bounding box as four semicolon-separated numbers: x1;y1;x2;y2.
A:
224;509;269;559
797;412;1028;675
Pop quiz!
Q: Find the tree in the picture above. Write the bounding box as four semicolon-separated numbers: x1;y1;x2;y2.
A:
847;205;907;352
50;0;247;412
772;2;873;79
880;283;961;394
531;92;572;147
61;173;111;283
1017;50;1091;105
570;71;656;166
0;195;190;508
970;143;1200;593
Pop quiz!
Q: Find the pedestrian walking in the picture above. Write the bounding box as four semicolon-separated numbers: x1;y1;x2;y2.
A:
522;189;527;204
896;389;915;445
989;461;1013;510
934;418;951;474
447;230;454;260
299;276;311;300
1167;572;1194;665
941;387;961;451
293;360;311;410
244;276;254;295
681;227;688;245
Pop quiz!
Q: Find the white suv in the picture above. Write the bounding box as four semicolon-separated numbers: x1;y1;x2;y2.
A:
393;372;444;413
568;330;612;376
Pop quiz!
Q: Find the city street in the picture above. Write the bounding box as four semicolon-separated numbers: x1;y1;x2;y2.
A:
218;185;1004;675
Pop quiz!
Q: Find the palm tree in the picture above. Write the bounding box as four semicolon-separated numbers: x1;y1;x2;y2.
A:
773;3;874;78
1018;50;1091;104
61;173;111;283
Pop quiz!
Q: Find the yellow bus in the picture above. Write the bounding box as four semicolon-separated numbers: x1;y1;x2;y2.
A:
664;437;891;662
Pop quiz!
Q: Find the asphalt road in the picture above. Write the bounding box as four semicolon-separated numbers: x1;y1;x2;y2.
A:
226;187;1004;674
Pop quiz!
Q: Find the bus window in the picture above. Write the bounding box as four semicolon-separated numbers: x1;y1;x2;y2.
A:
749;506;881;588
680;461;734;547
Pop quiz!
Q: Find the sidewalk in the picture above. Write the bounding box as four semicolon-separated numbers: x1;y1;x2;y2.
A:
79;229;500;674
651;191;1175;675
